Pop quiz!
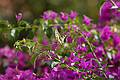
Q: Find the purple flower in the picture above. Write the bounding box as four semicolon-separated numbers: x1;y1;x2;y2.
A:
60;12;68;21
43;11;57;20
84;53;93;59
0;67;39;80
66;36;73;43
67;52;79;66
69;11;77;20
112;33;120;47
72;24;79;31
50;11;58;20
99;1;120;22
75;44;87;52
83;15;92;26
79;59;93;70
4;67;18;80
16;51;30;69
99;1;112;22
113;53;120;63
51;41;58;50
101;26;112;41
0;46;15;59
16;13;23;22
0;46;31;69
82;31;91;37
19;70;35;80
95;46;104;58
44;68;79;80
77;37;86;45
0;46;17;68
49;51;57;59
42;39;48;46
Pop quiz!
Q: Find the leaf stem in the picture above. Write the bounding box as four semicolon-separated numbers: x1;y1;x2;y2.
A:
78;29;108;79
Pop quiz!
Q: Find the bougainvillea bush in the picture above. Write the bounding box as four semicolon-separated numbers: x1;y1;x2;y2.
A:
1;0;120;80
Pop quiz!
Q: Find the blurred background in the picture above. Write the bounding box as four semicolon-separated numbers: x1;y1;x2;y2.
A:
0;0;99;22
0;0;99;47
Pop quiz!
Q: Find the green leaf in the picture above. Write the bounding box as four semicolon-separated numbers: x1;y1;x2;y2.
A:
33;19;41;25
61;63;67;68
38;30;43;43
14;39;36;54
69;66;78;71
51;61;59;68
94;76;106;80
83;24;89;32
27;30;34;39
46;27;53;39
30;54;38;65
18;20;30;27
54;58;60;62
97;0;105;9
0;20;10;28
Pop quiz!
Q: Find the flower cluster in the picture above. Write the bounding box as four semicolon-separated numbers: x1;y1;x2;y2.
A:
99;0;120;24
42;10;77;21
0;0;120;80
0;46;30;70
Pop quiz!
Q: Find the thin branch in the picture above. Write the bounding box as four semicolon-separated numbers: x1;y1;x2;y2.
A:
78;29;108;79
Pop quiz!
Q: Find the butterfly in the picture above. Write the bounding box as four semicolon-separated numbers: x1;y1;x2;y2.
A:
55;28;66;44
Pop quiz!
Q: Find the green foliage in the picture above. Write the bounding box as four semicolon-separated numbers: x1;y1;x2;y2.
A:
14;39;36;54
97;0;105;9
45;27;53;39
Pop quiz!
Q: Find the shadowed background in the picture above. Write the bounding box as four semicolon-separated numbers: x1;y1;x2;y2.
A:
0;0;99;22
